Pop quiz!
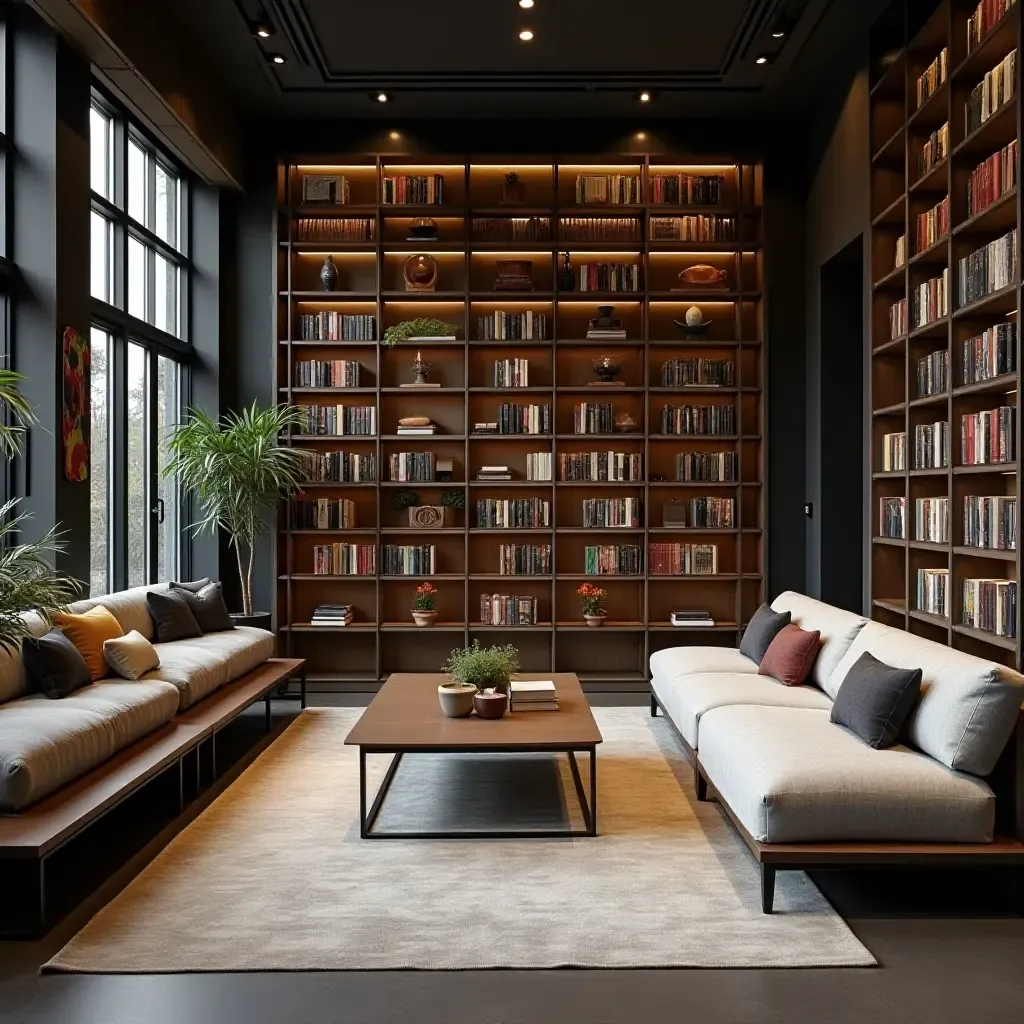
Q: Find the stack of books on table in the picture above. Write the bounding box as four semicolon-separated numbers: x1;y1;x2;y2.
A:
396;423;436;436
477;464;512;481
669;609;715;628
510;680;558;712
310;603;354;627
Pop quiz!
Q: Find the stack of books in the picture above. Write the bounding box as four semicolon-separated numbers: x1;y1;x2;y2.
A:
478;464;512;481
510;680;558;712
473;421;499;434
670;609;715;628
586;324;627;340
396;422;436;436
310;604;354;627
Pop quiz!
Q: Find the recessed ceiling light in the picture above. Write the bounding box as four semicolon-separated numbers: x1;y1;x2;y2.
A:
376;92;390;103
519;29;534;41
268;53;286;65
755;53;774;65
389;131;401;140
254;22;274;39
771;18;793;38
638;91;652;103
519;0;535;7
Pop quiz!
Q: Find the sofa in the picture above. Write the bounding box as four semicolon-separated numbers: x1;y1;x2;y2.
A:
0;583;275;812
650;592;1024;911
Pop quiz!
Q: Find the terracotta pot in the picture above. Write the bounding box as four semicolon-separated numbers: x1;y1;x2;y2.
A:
411;610;437;627
438;682;477;718
473;691;508;719
584;614;606;627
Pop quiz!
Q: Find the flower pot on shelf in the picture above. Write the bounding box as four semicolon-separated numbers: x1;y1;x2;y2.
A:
584;614;606;628
412;610;437;627
473;690;508;719
438;681;477;717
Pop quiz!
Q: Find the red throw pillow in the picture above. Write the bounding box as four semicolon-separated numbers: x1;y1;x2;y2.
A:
758;624;821;686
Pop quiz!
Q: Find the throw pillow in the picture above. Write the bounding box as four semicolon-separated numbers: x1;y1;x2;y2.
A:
22;628;92;698
146;590;203;643
175;582;235;634
53;606;124;681
830;651;922;749
103;630;160;680
739;603;792;664
169;578;212;595
758;624;822;686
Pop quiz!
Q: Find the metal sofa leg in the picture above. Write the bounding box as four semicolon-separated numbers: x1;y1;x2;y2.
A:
695;764;708;801
761;864;776;914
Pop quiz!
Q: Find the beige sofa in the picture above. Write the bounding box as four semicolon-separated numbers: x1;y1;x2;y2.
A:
0;584;274;812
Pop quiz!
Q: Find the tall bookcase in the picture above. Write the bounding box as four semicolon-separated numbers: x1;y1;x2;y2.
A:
275;155;765;693
869;0;1022;671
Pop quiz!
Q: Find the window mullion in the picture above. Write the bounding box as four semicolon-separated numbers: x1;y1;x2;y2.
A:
110;334;128;592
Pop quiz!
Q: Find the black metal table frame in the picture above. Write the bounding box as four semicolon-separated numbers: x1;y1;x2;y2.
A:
358;744;598;839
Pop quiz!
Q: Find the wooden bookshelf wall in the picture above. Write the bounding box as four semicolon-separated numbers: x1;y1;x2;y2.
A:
275;155;765;692
869;0;1022;670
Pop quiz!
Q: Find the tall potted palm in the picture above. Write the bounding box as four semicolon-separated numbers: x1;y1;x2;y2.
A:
165;402;307;627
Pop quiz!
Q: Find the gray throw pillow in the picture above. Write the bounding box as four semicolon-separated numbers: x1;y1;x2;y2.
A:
22;629;92;699
174;582;235;634
831;651;922;749
146;590;203;643
169;578;212;594
739;603;791;664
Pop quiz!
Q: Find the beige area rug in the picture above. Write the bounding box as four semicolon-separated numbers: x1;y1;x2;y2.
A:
45;708;875;971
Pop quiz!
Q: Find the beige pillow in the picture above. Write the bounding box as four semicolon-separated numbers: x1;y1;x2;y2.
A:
103;630;160;681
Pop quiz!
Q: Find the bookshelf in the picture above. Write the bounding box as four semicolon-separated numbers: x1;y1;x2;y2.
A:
275;155;765;692
869;0;1022;671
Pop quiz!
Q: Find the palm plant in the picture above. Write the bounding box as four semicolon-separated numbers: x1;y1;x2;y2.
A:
165;402;308;617
0;367;37;458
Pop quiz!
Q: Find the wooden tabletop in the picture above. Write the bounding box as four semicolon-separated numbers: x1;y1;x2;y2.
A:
345;672;602;751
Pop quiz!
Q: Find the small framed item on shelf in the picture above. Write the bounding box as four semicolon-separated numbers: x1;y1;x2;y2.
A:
301;174;349;204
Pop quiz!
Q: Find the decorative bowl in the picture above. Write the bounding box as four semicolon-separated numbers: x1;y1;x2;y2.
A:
591;355;622;383
408;217;439;241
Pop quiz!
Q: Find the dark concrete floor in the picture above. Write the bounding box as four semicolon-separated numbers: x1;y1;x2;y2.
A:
2;698;1024;1024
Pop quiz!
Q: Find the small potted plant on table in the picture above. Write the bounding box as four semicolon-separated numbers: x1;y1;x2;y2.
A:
577;583;607;627
412;581;438;627
441;640;520;719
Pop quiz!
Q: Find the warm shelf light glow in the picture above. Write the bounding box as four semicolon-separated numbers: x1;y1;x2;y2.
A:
376;92;390;103
389;131;401;140
519;0;535;7
650;164;738;171
296;165;376;171
638;92;651;103
519;29;534;41
295;251;377;257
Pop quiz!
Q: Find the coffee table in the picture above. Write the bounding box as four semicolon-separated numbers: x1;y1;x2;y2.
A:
345;672;602;839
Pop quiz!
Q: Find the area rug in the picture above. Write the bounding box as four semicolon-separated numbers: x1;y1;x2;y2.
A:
45;707;875;971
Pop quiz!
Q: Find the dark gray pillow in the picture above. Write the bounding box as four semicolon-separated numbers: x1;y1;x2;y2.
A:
147;590;203;643
740;604;791;664
831;651;922;749
22;629;92;699
174;582;234;634
169;578;212;594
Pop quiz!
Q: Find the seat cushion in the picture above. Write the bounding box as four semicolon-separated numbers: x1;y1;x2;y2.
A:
698;705;995;843
0;678;180;811
770;592;867;695
145;626;274;709
649;645;759;685
827;620;1024;776
652;671;834;748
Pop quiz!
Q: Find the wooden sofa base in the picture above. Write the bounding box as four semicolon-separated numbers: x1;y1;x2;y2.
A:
652;688;1024;914
0;657;305;938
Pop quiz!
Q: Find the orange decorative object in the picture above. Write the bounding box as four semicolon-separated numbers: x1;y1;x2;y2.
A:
61;326;89;482
674;264;728;289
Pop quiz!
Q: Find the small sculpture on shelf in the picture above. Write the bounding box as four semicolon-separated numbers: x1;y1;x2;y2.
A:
578;583;607;627
674;304;712;339
404;253;438;292
673;264;728;291
560;252;576;291
501;171;525;204
407;217;439;241
319;254;339;292
614;411;638;433
586;305;626;340
412;582;438;628
399;351;440;388
590;354;623;386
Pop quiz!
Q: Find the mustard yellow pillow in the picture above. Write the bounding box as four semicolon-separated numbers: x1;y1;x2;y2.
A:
54;606;124;681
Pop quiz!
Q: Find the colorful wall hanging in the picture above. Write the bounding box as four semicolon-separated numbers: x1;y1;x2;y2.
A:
62;326;89;482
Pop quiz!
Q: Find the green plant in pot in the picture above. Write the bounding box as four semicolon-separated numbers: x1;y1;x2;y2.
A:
382;318;459;348
442;640;519;720
165;402;308;627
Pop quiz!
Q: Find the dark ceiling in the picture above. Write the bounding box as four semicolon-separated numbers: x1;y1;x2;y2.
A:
159;0;891;122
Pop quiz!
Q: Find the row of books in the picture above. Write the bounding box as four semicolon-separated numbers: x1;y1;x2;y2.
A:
573;402;615;434
525;452;553;480
309;604;354;627
917;349;949;398
584;544;642;575
381;545;436;575
962;578;1016;637
917;122;948;180
664;496;735;528
676;452;737;482
582;497;640;528
294;360;361;389
498;544;551;576
967;1;1017;54
475;498;551;529
660;357;735;387
387;453;435;483
382;175;444;205
291;499;357;530
558;451;643;482
300;452;376;483
650;215;735;241
295;218;374;242
965;495;1017;549
574;174;641;205
559;217;641;241
648;543;719;576
967;140;1018;218
961;406;1015;465
915;197;948;254
476;312;549;340
471;216;552;242
494;403;551;435
313;544;376;576
494;358;530;387
881;431;906;472
889;297;907;339
917;568;950;617
911;269;949;329
297;405;376;436
914;421;950;469
480;595;538;626
649;173;725;205
298;313;376;342
576;263;641;292
660;404;735;435
894;233;907;270
879;496;906;539
965;50;1015;137
916;47;947;109
962;321;1017;384
957;228;1017;308
916;497;949;543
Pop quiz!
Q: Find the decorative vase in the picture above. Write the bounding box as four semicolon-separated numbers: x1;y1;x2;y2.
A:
404;254;438;292
674;304;712;338
494;259;534;291
591;355;622;384
674;264;728;290
438;681;477;718
408;217;439;241
501;178;525;204
560;252;576;291
593;305;618;329
412;609;437;627
320;255;339;292
584;614;606;628
473;691;508;719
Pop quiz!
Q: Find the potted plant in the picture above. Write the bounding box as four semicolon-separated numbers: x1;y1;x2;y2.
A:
577;582;608;627
502;170;525;204
412;581;438;627
382;318;460;348
443;640;519;718
440;488;465;524
165;402;308;628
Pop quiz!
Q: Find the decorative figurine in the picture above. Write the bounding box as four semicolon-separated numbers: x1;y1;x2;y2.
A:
560;252;576;291
674;304;713;338
404;253;438;292
320;254;339;292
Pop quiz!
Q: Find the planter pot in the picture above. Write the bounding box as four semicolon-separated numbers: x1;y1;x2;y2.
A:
473;691;508;719
408;505;451;529
412;610;437;627
231;612;272;631
501;182;525;204
583;614;606;628
438;682;477;718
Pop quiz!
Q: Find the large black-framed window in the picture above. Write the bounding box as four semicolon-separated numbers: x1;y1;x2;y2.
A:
0;10;14;507
89;90;189;595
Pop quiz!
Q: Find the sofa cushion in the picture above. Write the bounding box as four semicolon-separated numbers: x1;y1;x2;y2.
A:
54;606;124;681
0;612;50;705
652;671;833;748
649;645;759;685
103;630;161;681
698;705;995;843
770;592;867;695
145;626;274;709
22;629;92;699
739;603;791;664
169;578;213;595
831;651;922;749
828;620;1024;776
759;624;821;686
147;590;203;644
0;678;180;811
69;584;168;642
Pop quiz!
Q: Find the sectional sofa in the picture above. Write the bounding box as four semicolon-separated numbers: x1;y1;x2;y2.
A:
650;592;1024;911
0;583;275;813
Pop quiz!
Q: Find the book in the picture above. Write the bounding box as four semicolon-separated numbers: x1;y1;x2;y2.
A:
510;679;558;711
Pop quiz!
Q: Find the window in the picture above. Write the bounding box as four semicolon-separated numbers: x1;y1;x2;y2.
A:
89;93;190;594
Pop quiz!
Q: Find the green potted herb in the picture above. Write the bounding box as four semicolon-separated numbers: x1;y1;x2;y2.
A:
442;640;520;718
382;318;459;347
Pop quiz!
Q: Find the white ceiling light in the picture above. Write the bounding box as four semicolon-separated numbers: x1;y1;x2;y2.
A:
519;29;534;41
